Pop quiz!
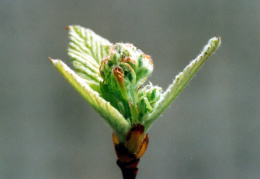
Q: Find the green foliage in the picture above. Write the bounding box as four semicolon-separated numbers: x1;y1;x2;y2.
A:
67;25;111;92
143;37;221;131
49;58;130;142
50;25;221;143
99;43;155;123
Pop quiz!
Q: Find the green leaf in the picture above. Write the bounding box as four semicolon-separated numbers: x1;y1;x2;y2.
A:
49;58;130;142
67;25;112;83
144;37;221;130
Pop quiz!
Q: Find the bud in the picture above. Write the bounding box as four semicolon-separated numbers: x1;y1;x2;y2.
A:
100;43;153;103
137;83;162;120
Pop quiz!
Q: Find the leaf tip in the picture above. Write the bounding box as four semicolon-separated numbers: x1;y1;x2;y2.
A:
49;57;59;66
217;36;221;46
211;36;221;49
48;57;53;64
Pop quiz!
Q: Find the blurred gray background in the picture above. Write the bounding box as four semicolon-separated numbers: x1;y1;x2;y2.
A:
1;0;259;178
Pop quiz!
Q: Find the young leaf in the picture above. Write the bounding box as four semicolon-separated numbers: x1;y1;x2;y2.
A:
144;37;221;130
67;25;112;83
49;58;130;142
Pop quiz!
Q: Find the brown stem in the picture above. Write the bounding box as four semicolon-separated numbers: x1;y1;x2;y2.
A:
114;141;141;179
113;124;149;179
117;158;140;179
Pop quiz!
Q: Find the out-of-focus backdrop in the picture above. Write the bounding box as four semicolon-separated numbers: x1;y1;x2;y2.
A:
1;1;259;178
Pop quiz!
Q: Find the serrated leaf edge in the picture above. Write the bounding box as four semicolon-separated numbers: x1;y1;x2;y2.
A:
144;37;221;131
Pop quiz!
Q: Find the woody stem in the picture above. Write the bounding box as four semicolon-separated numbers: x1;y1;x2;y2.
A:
117;158;140;179
113;125;149;179
115;143;140;179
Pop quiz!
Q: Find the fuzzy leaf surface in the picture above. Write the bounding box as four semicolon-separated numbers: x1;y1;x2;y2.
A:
50;58;130;142
67;25;111;84
144;37;221;130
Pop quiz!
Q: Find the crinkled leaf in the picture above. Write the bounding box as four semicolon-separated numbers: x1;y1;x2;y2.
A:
144;37;221;130
67;25;112;83
50;58;130;142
